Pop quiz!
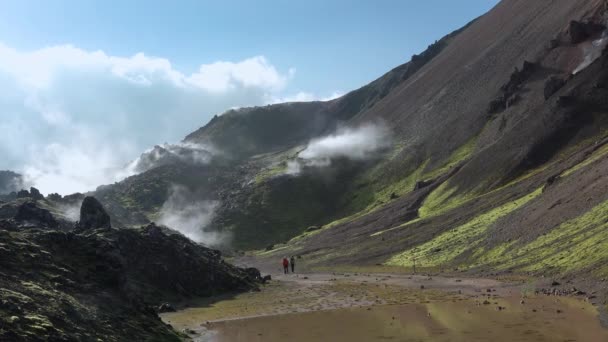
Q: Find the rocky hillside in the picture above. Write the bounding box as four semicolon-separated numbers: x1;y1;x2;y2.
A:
0;198;259;340
94;18;474;248
261;0;608;282
94;0;608;293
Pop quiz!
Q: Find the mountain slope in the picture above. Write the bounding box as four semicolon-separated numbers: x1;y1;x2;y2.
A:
96;0;608;298
259;0;608;286
95;17;477;248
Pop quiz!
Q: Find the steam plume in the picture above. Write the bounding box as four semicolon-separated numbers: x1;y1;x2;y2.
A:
158;185;230;247
125;142;216;174
286;123;391;175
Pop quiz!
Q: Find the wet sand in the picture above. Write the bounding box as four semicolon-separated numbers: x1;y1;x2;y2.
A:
212;297;607;342
161;272;608;341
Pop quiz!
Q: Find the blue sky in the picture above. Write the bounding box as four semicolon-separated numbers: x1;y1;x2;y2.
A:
0;0;498;194
0;0;498;96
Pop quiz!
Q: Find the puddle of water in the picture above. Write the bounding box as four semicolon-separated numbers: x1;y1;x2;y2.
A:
206;296;607;342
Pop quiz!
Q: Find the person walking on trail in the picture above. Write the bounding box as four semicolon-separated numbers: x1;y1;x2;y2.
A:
282;257;289;274
290;256;296;273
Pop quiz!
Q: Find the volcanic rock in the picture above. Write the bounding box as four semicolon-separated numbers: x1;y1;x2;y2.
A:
157;303;176;313
16;189;30;198
79;196;112;229
29;187;44;201
0;219;259;340
14;201;59;228
244;267;262;281
569;20;605;44
414;180;433;191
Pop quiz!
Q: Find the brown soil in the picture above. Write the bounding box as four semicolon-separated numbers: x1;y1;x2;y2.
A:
161;271;608;342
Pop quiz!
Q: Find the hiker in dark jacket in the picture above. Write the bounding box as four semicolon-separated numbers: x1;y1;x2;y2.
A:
290;256;296;273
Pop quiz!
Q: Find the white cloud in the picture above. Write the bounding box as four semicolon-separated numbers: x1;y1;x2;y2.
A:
0;42;312;194
187;56;292;92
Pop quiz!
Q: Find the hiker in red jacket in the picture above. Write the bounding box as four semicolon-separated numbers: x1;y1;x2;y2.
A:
282;257;289;274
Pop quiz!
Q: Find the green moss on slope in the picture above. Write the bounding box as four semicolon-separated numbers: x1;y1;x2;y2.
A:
562;142;608;177
497;199;608;276
423;136;477;180
386;188;542;269
416;137;478;218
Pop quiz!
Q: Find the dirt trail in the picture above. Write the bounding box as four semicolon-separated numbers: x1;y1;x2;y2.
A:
272;271;513;295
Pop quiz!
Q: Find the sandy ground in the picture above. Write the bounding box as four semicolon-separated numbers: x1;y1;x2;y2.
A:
161;269;608;341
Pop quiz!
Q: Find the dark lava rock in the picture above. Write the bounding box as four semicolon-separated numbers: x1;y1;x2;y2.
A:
46;193;63;201
29;187;44;201
244;267;262;282
544;76;566;100
0;219;259;341
157;303;176;313
79;196;111;229
488;97;506;114
543;174;561;192
505;94;520;108
557;95;576;107
16;189;30;198
489;61;538;116
569;20;605;44
414;179;433;191
14;201;59;228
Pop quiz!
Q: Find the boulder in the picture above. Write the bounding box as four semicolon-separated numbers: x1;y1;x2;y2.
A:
14;202;59;228
487;97;506;114
78;196;111;229
157;303;176;313
545;174;560;188
414;180;433;191
244;267;262;281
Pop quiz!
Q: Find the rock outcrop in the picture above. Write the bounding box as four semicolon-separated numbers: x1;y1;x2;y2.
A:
78;196;112;229
488;61;538;115
569;20;605;44
14;201;59;229
0;219;259;340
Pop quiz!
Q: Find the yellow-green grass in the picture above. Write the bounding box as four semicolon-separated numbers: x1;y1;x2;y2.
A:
422;135;477;181
561;142;608;177
386;188;542;269
495;199;608;276
291;137;478;241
